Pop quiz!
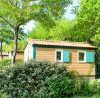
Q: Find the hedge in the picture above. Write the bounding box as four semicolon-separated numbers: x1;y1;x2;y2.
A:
0;60;99;98
0;60;77;98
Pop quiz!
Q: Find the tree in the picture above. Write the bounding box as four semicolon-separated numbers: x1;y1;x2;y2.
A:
27;19;76;41
75;0;100;42
0;0;72;64
75;0;100;77
0;22;13;59
92;34;100;47
27;23;49;39
71;6;79;15
92;34;100;78
3;28;26;52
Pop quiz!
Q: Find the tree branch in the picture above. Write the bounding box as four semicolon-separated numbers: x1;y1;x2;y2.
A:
0;16;15;28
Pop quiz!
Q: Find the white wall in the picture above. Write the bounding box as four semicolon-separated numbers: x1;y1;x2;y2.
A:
24;44;33;61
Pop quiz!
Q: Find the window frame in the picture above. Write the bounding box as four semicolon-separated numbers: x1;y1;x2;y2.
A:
55;50;63;62
77;51;86;62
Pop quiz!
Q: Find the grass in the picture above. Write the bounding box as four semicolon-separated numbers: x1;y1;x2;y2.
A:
0;59;23;69
73;95;100;98
0;59;11;69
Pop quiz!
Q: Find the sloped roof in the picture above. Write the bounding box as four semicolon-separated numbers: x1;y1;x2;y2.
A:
27;39;97;49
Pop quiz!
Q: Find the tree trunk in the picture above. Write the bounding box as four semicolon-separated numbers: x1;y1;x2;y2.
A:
0;41;3;59
12;25;19;64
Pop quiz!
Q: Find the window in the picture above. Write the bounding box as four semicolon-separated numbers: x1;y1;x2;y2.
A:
78;51;86;62
55;50;63;62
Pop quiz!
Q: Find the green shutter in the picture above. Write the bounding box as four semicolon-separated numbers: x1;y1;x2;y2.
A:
86;52;95;62
33;46;36;59
63;50;70;62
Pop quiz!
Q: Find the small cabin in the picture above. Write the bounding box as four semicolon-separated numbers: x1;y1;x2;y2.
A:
0;52;9;59
8;51;24;59
24;39;97;78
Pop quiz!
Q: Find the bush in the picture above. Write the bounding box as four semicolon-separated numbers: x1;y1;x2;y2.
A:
0;91;9;98
0;60;77;98
1;60;99;98
75;77;92;96
44;71;76;98
90;80;100;94
75;77;100;96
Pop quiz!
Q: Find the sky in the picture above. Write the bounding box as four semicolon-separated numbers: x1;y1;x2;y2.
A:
23;0;79;33
64;0;79;19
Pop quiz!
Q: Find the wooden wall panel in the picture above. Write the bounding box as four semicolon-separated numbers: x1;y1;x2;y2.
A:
16;53;24;59
36;47;95;76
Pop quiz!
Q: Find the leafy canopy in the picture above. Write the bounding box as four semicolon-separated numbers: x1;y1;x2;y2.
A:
0;21;13;43
0;0;72;28
27;19;76;41
75;0;100;42
0;0;72;63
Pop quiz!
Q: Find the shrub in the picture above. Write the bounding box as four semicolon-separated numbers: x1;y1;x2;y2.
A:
0;60;77;98
0;91;9;98
1;60;99;98
90;80;100;94
44;71;76;98
75;77;92;96
75;77;100;96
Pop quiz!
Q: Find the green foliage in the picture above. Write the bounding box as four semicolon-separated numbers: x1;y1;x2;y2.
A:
49;19;76;41
2;27;26;52
0;91;9;98
0;60;100;98
0;0;72;63
75;78;92;96
27;19;76;41
73;94;100;98
75;77;100;96
0;20;13;59
27;24;48;39
71;6;79;15
17;40;26;51
0;25;13;44
91;34;100;77
3;39;26;52
90;80;100;94
76;0;100;42
0;59;11;69
2;42;13;52
0;60;77;98
0;59;24;70
45;71;76;98
75;0;100;77
92;34;100;47
0;0;72;28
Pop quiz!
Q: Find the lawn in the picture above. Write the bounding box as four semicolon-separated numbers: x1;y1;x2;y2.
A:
73;95;100;98
0;59;11;69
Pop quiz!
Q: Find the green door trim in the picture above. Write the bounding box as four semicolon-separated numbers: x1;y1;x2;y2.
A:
33;46;36;59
